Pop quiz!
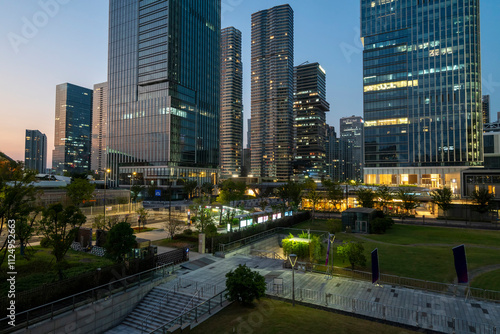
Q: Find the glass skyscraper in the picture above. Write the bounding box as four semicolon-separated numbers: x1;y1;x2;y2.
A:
108;0;220;186
250;4;294;181
220;26;243;179
340;116;364;182
25;129;47;174
293;62;329;181
362;0;482;190
52;83;93;175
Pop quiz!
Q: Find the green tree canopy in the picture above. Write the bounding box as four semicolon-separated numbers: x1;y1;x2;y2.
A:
130;184;143;202
471;188;494;214
375;185;393;212
37;203;86;279
66;178;96;206
104;221;136;263
225;264;266;304
336;241;366;270
276;181;305;209
356;188;376;208
397;188;419;215
217;179;246;205
430;187;453;219
323;179;344;211
182;179;198;199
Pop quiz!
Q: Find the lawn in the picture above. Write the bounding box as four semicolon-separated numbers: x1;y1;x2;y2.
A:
0;246;113;293
152;235;199;251
191;298;419;334
290;220;500;288
292;219;339;233
361;224;500;247
471;269;500;291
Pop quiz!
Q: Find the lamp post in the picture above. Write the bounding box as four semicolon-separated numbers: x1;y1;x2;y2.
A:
129;171;136;213
104;169;111;223
288;254;298;306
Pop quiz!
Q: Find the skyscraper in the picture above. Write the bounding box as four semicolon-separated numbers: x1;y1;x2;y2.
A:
25;129;47;174
250;4;294;181
325;125;339;182
220;26;243;179
91;82;108;173
340;116;363;182
107;0;221;186
293;62;330;180
483;95;490;127
361;0;482;189
52;83;93;175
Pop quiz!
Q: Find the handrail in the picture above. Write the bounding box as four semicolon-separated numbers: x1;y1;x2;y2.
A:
146;289;228;334
0;262;176;332
249;249;286;261
180;290;201;317
141;286;178;333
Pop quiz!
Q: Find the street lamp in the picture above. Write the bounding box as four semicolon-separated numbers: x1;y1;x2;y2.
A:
104;169;111;223
129;171;137;213
288;254;298;306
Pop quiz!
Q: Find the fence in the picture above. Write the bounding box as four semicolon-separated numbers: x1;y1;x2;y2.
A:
0;262;178;334
267;283;498;334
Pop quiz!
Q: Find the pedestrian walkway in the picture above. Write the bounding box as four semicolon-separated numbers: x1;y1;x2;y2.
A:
175;255;500;333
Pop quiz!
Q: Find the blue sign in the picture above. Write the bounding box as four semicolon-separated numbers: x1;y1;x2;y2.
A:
155;190;162;197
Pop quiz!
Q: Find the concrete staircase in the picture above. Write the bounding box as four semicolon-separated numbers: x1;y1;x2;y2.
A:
120;286;208;333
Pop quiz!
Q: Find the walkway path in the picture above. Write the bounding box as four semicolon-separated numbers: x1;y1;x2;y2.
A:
175;254;500;334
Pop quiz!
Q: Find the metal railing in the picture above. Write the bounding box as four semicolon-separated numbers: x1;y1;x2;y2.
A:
249;249;286;261
147;289;229;334
219;228;281;253
267;283;498;334
141;286;179;333
0;262;177;334
175;277;226;297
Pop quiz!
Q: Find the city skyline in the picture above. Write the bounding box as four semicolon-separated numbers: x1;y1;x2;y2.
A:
1;1;499;165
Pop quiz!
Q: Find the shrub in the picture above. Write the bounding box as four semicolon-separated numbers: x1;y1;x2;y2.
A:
183;228;193;236
225;264;266;304
327;219;342;233
370;217;394;234
40;237;51;248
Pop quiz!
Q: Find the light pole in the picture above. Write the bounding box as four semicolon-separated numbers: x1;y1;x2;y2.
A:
104;169;111;224
129;171;136;213
288;254;298;306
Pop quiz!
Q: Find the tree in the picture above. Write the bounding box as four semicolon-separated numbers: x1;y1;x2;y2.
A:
471;188;494;214
397;188;419;216
430;187;453;222
376;185;393;213
336;241;366;270
15;209;41;257
37;203;86;279
225;264;266;304
136;207;149;232
183;179;198;200
306;188;321;221
201;182;214;202
193;207;213;233
217;179;247;205
164;218;184;240
323;179;344;212
130;184;143;203
66;178;96;206
356;188;375;208
277;181;305;210
104;222;136;263
0;164;39;265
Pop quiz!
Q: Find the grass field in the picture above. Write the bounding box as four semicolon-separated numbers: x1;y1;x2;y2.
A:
471;269;500;291
190;298;418;334
291;219;500;289
0;246;113;292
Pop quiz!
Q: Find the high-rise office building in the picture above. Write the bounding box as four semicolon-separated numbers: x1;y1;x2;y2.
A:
293;62;329;180
52;83;93;175
483;95;490;127
25;129;47;173
247;119;251;149
220;27;243;179
250;4;294;181
340;116;363;182
91;82;108;173
325;125;339;182
107;0;221;186
361;0;482;189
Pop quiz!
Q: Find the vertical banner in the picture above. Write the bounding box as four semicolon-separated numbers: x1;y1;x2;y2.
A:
371;248;379;284
325;234;331;266
452;245;469;284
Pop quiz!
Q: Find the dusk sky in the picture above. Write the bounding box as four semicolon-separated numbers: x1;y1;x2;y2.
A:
1;1;499;165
